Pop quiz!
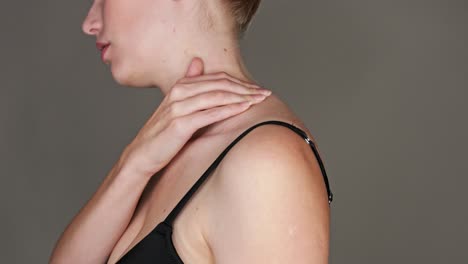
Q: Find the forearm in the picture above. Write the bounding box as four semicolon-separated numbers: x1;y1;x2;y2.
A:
49;156;153;264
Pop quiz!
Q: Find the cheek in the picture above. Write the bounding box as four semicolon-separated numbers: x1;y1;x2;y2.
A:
104;0;180;82
132;15;179;71
102;1;145;63
104;1;136;38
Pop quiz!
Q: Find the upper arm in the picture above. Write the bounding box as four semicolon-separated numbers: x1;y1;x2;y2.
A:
206;125;331;264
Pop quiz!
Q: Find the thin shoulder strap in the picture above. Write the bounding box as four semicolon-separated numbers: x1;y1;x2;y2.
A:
164;120;334;226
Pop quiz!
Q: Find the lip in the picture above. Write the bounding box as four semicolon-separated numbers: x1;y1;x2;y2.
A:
96;42;110;63
96;42;109;51
100;44;110;62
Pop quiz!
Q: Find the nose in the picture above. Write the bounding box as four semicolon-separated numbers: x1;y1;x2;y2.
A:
81;2;102;36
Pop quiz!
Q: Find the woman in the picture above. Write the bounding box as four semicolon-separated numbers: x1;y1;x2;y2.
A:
50;0;333;263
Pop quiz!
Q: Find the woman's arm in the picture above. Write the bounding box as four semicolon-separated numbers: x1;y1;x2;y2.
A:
49;58;270;264
206;126;330;264
49;153;153;264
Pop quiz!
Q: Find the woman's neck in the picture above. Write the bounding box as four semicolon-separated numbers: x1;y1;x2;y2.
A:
157;34;257;96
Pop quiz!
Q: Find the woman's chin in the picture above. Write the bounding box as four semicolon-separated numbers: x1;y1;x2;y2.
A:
110;62;153;88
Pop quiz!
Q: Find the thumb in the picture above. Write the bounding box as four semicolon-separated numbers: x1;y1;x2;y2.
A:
184;57;204;78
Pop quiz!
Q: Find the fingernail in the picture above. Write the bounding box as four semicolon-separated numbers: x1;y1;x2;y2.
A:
259;89;272;96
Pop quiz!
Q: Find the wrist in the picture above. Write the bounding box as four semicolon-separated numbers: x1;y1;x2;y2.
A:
116;145;158;181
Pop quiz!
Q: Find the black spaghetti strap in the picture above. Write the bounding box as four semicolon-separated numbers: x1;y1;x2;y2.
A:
163;120;333;226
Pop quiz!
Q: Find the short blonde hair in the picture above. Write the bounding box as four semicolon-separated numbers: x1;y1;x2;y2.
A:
227;0;262;38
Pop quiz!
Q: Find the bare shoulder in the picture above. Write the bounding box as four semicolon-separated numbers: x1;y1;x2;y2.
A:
203;121;331;263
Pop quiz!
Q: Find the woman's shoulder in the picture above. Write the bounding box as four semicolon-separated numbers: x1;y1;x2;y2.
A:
218;116;316;175
207;93;322;186
227;93;316;144
202;108;330;262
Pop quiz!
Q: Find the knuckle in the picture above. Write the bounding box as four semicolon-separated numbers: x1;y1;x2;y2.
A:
210;91;226;100
169;84;183;99
169;117;184;133
167;92;176;102
166;102;179;117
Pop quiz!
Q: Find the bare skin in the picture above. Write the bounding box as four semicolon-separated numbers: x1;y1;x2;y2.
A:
48;57;327;263
52;0;330;262
107;93;315;264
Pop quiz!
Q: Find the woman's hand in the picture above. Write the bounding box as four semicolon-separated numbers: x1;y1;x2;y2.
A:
120;57;272;178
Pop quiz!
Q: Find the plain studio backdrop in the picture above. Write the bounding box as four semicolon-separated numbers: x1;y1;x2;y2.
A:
1;0;467;263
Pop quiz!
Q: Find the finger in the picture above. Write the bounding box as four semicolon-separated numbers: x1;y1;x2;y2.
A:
170;91;267;117
178;71;261;88
170;78;271;101
180;101;253;133
184;57;204;78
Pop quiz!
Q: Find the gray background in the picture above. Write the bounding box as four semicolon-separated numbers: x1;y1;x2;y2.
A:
1;0;467;263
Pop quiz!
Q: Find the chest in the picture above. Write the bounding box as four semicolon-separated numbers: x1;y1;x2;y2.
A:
107;139;227;264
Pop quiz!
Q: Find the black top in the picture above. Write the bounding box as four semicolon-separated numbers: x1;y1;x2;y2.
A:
114;120;333;264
